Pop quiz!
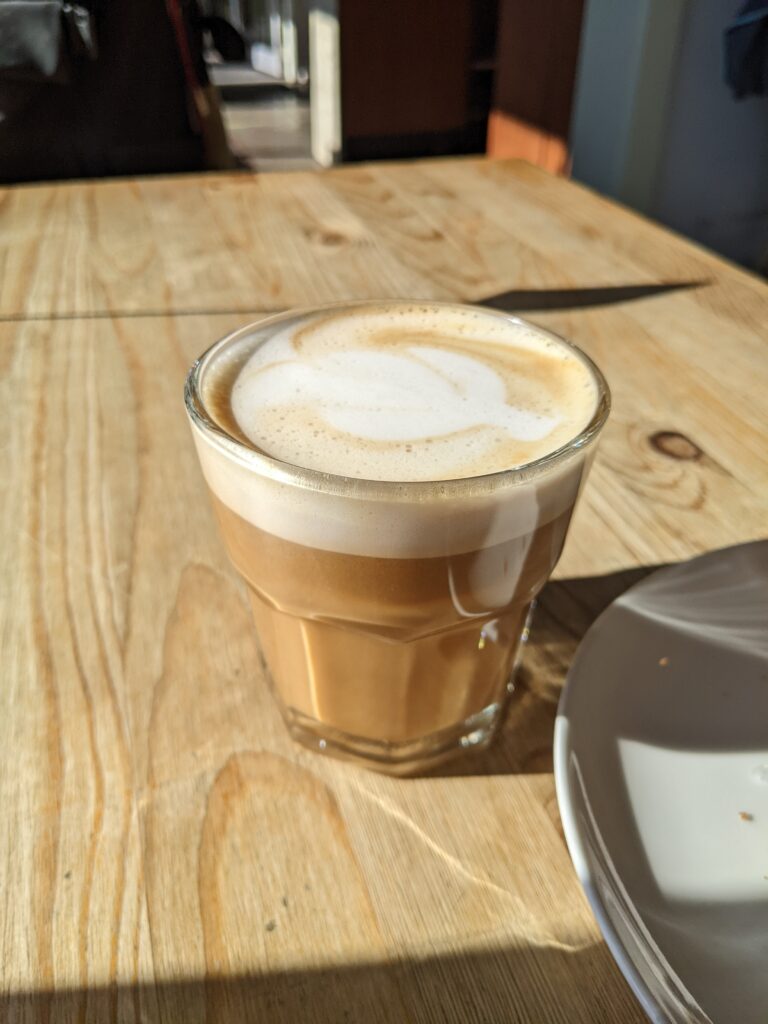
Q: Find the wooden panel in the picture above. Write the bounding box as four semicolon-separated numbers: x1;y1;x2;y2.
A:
2;272;767;1017
2;162;768;1020
487;0;585;168
2;159;768;321
338;0;472;138
0;312;654;1021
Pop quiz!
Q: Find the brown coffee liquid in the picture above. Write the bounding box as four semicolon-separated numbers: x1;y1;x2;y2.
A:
211;492;573;742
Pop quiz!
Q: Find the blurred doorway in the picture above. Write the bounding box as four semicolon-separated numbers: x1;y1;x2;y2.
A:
209;0;308;87
204;0;315;170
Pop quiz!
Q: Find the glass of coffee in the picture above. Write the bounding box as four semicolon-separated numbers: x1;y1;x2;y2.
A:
184;302;609;773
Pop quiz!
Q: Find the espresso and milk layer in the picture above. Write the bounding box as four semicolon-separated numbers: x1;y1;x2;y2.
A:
225;304;597;482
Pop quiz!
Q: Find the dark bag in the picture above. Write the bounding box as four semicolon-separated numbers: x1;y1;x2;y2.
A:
0;1;97;82
0;0;235;183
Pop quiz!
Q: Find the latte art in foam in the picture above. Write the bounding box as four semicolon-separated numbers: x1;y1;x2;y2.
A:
237;346;558;440
229;305;598;481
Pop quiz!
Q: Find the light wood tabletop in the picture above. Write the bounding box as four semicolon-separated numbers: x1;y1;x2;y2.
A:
1;158;766;1023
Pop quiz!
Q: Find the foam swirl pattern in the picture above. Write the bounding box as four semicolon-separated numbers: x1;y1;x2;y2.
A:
190;304;604;558
230;305;597;481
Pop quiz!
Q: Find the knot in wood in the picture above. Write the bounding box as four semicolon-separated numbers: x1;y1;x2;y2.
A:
649;431;703;461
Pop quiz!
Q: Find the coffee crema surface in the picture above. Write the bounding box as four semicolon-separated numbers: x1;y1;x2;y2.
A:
213;304;598;482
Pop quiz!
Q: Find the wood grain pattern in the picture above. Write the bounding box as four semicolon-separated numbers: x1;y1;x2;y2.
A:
1;161;767;1022
3;158;768;321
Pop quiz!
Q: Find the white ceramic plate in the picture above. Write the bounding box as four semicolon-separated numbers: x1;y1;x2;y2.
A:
555;541;768;1024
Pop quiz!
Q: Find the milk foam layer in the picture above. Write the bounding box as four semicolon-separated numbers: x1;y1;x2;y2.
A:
228;305;598;482
191;305;606;558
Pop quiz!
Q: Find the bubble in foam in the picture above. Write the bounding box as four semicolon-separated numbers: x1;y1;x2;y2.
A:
228;304;598;482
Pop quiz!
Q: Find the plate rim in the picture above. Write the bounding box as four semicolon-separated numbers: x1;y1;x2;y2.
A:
554;713;668;1024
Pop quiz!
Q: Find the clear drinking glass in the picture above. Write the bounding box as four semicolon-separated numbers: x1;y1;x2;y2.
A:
184;302;610;774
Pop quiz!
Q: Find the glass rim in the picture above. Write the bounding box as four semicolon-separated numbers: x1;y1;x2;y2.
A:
184;300;611;502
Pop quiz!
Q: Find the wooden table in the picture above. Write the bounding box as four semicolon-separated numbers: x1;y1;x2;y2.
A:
1;158;766;1023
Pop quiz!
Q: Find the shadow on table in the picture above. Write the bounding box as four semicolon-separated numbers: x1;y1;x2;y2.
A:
431;564;665;778
0;941;644;1023
478;281;706;312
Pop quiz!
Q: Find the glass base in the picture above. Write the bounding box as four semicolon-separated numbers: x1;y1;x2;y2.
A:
280;700;509;776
